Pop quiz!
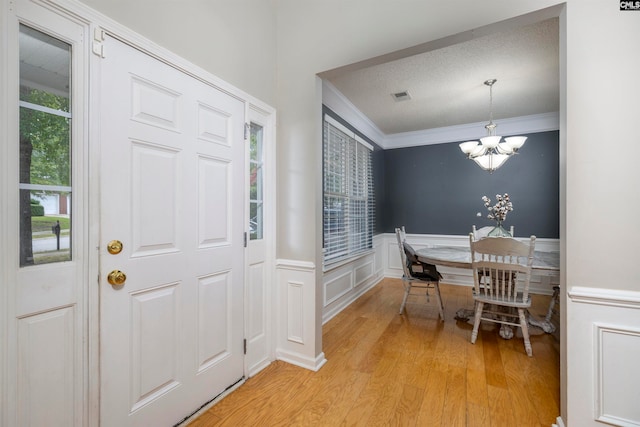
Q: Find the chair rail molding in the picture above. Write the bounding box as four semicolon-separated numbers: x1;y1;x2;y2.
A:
568;286;640;309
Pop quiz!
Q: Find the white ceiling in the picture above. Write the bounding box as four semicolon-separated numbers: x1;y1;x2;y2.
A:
321;17;559;137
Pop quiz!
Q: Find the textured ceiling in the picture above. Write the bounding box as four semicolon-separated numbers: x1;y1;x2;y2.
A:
322;18;559;136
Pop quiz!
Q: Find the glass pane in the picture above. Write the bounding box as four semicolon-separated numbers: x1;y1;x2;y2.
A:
19;25;72;266
249;123;264;240
322;117;374;264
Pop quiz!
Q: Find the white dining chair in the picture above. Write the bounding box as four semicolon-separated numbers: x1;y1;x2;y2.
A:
469;233;536;356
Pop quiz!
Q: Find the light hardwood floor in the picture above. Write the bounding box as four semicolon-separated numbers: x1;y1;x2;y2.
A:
188;278;560;426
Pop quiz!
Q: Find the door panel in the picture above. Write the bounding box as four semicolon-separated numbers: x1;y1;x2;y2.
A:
130;141;180;255
99;35;245;426
17;306;76;427
129;283;181;412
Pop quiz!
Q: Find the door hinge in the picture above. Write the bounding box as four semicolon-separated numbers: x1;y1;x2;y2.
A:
92;27;106;58
244;123;250;140
243;339;247;355
244;232;247;248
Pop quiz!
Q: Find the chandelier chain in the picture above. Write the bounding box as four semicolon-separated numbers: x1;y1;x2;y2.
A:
488;83;493;124
485;79;496;134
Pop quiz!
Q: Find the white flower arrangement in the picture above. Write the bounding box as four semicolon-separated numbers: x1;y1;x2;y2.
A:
482;193;513;223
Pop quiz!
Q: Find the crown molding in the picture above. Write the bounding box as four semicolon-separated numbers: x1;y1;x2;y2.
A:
321;80;386;145
322;80;559;150
382;112;560;150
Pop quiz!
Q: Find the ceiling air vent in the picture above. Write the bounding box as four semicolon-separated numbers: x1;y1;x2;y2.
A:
392;90;411;102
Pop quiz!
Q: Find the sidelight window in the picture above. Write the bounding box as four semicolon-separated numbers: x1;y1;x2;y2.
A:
19;25;72;266
249;122;264;240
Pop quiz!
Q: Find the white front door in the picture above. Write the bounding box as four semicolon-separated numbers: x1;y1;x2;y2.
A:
98;35;245;426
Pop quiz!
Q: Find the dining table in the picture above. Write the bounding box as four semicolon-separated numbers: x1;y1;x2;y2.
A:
415;245;560;337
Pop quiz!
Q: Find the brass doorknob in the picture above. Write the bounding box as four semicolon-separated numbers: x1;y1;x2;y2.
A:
107;240;123;255
107;270;127;287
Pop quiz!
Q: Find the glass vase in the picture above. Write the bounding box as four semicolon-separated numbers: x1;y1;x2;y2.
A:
488;222;512;237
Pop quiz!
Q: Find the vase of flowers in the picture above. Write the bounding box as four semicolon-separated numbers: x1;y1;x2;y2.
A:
482;193;513;237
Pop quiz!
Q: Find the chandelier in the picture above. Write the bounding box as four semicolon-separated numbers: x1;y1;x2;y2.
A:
459;79;527;172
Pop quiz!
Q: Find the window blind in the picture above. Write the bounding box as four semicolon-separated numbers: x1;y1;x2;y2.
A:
323;115;374;265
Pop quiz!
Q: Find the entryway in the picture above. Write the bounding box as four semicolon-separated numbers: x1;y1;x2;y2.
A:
2;1;275;425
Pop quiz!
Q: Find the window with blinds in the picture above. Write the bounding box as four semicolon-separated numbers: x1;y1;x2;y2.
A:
323;115;374;266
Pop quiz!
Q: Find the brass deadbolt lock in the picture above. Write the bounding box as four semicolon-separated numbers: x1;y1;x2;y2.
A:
107;270;127;287
107;240;123;255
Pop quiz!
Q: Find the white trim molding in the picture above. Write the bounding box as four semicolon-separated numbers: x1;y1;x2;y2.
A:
322;80;386;145
568;287;640;309
594;322;640;426
382;112;559;149
567;286;640;426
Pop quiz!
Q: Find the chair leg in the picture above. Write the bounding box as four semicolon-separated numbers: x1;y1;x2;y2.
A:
471;301;484;344
518;308;533;357
399;281;411;315
433;283;445;322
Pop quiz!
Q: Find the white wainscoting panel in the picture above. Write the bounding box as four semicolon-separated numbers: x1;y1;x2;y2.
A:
276;259;326;371
325;271;353;306
322;234;385;323
287;281;304;344
567;286;640;427
355;260;374;288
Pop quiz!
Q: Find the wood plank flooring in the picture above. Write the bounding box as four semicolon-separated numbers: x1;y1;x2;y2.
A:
188;278;560;427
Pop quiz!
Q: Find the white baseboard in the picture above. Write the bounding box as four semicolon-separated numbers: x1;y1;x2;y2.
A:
276;349;327;372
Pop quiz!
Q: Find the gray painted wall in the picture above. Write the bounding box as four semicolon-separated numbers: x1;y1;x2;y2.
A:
324;107;559;239
379;131;559;238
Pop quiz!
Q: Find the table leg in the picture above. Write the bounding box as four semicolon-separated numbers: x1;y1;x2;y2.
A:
455;308;475;321
456;306;516;340
499;323;514;340
528;286;560;333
